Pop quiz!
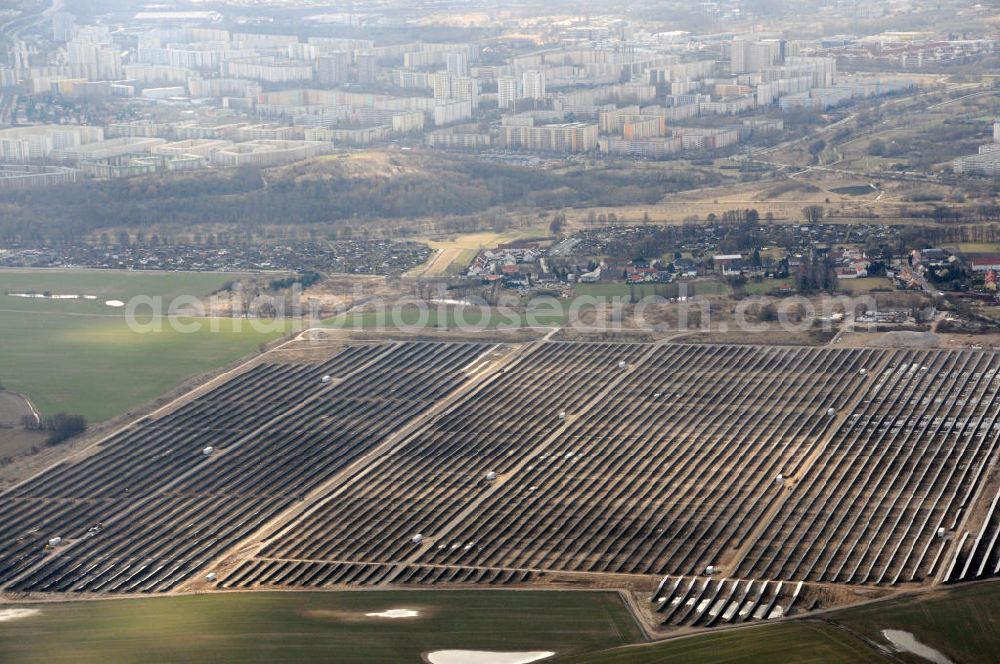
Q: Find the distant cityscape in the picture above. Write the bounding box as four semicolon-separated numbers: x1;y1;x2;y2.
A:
0;0;995;188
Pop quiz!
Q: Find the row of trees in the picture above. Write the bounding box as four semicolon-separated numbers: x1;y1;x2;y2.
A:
0;156;725;244
22;412;87;446
795;256;840;293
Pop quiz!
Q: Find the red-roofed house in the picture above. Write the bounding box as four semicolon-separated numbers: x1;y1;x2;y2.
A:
971;256;1000;272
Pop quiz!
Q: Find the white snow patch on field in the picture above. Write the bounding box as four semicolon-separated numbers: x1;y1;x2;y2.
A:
9;293;83;300
0;608;40;622
425;651;554;664
882;630;954;664
364;609;419;619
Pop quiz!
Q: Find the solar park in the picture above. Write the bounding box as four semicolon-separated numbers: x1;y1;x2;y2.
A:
3;336;1000;632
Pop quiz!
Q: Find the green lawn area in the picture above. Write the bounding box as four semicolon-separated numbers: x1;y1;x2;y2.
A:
566;622;886;664
0;591;639;664
829;185;876;196
444;248;478;275
0;269;289;422
743;277;793;295
837;277;893;294
955;243;1000;254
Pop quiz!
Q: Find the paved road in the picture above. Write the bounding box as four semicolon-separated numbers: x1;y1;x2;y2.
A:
1;0;61;42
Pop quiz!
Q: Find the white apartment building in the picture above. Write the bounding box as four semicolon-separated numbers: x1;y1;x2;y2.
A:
211;140;334;167
431;74;480;109
52;12;76;42
730;39;782;74
433;99;473;126
222;57;314;84
498;76;518;110
318;52;350;85
522;70;546;100
449;76;480;110
393;70;431;89
53;136;166;162
447;52;469;77
501;121;598;152
152;139;234;158
0;125;104;162
66;39;121;79
784;56;838;87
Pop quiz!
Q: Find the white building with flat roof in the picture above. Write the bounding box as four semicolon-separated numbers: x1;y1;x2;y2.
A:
0;125;105;162
522;70;546;100
53;136;166;162
210;140;334;168
498;76;518;110
433;99;473;126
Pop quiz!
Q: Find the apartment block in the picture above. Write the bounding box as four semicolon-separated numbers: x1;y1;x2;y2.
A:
501;121;598;152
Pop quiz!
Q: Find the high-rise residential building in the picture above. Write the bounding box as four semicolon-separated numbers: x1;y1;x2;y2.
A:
431;74;480;110
784;56;838;87
222;58;314;84
522;70;546;99
433;99;473;126
449;76;480;110
730;39;782;74
501;120;598;152
431;72;452;101
498;76;518;110
0;125;104;162
52;12;76;42
393;70;430;89
317;51;350;86
66;39;122;79
287;42;316;62
446;52;469;77
356;52;377;84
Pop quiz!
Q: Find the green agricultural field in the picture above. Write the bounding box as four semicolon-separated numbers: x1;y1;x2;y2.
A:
0;269;242;315
574;580;1000;664
832;581;1000;664
836;277;894;294
3;582;1000;663
566;622;886;664
0;269;290;422
0;591;639;664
